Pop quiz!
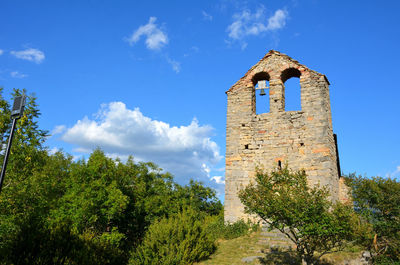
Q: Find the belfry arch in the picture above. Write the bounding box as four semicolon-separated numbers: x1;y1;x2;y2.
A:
252;72;270;114
281;68;302;111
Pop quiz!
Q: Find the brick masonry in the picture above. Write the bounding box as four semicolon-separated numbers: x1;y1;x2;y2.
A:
225;50;347;223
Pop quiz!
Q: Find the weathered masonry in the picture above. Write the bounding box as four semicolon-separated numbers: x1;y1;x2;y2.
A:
225;50;348;223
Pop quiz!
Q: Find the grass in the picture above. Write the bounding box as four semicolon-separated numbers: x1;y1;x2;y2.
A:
196;231;264;265
319;247;364;264
195;231;364;265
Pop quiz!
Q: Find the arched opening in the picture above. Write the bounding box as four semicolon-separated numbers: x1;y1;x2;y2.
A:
281;68;301;111
252;72;270;114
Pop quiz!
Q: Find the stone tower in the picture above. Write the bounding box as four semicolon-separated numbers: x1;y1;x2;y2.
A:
225;50;344;223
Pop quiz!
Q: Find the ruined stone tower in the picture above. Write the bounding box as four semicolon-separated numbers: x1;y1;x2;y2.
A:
225;50;344;223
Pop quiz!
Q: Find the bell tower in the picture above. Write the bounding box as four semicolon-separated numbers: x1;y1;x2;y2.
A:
225;50;343;222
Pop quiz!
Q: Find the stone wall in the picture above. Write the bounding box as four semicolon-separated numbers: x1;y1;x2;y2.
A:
225;50;342;223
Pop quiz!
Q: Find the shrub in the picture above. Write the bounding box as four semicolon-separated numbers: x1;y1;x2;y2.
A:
205;212;259;240
130;208;216;265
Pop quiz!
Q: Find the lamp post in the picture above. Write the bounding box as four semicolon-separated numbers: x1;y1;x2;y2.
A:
0;95;26;193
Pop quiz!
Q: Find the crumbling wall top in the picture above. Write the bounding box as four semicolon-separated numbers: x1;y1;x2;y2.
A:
226;50;329;94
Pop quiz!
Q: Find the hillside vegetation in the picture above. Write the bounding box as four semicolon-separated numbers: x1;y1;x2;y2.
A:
0;89;227;264
0;89;399;264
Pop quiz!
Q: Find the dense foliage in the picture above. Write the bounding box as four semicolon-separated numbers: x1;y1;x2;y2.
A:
0;89;223;264
346;174;400;263
239;167;357;265
130;207;216;265
205;211;259;240
8;88;400;265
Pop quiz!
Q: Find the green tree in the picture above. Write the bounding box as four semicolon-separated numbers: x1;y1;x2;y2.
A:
0;88;223;264
346;174;400;263
239;167;356;265
0;89;69;264
0;88;48;182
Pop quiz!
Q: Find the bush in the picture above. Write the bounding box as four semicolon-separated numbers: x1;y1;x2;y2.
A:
130;207;216;265
205;212;259;240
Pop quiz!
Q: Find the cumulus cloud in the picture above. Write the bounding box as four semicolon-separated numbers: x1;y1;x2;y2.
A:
52;125;66;135
0;49;3;55
10;48;45;63
202;11;213;21
211;176;225;185
59;102;222;185
227;7;288;41
127;17;168;50
10;71;27;78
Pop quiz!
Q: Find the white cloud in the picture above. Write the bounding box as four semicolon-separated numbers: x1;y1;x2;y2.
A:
202;163;211;177
0;49;3;55
392;166;400;177
10;48;45;63
126;17;180;73
48;147;59;155
384;166;400;179
202;11;213;21
166;56;181;73
10;71;27;78
211;176;225;185
59;102;222;185
52;125;66;135
227;7;288;41
267;9;288;30
127;17;168;50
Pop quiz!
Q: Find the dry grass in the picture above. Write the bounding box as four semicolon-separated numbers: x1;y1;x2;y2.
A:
195;231;265;265
320;248;363;264
195;231;363;265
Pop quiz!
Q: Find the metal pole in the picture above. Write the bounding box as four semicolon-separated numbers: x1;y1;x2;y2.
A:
333;133;342;179
0;118;18;193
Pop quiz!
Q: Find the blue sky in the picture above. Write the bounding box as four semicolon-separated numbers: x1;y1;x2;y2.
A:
1;0;399;200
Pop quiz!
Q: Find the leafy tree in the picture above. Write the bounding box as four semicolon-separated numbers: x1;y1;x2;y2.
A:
130;207;216;265
346;174;400;263
0;89;57;264
46;150;130;264
0;88;223;264
239;167;356;265
173;179;222;216
0;88;48;183
45;149;223;264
